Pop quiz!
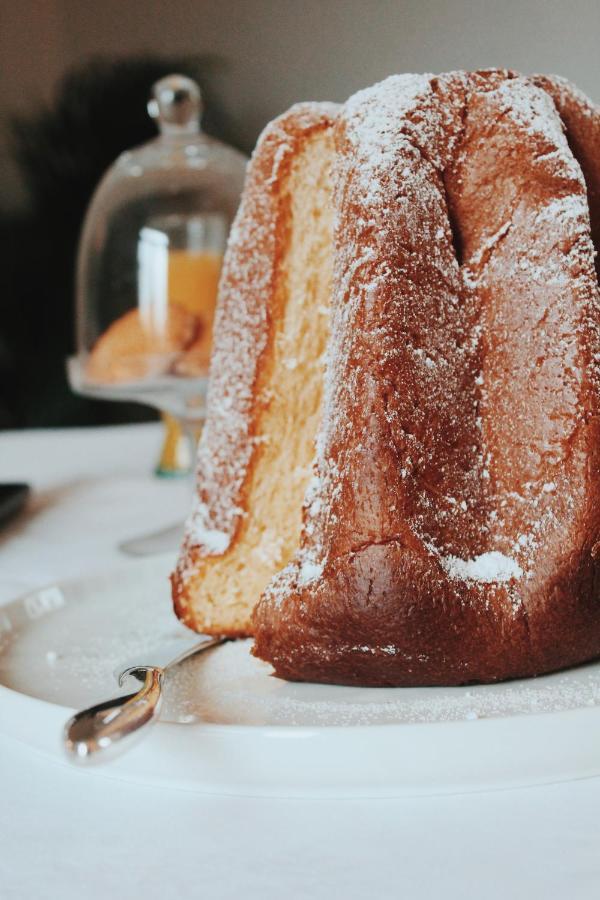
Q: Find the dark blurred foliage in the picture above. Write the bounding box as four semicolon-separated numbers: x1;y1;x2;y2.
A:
0;54;240;429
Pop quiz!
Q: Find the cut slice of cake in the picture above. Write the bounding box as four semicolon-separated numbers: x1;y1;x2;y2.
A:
172;102;339;635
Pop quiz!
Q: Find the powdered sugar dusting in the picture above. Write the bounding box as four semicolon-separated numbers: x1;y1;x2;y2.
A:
298;559;324;585
441;551;523;583
190;526;230;555
496;76;578;174
164;639;600;727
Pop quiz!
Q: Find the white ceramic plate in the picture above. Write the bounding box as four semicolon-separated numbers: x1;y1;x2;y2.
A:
2;556;600;797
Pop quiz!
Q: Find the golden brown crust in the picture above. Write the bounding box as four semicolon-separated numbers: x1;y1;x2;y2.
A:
252;70;600;685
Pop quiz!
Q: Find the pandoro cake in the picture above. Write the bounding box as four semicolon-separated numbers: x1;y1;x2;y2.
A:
172;70;600;686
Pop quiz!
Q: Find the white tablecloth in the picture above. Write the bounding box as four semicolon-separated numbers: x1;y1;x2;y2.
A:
1;424;599;899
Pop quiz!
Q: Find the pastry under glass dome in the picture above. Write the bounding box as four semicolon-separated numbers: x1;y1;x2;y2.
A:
68;74;247;553
70;74;246;420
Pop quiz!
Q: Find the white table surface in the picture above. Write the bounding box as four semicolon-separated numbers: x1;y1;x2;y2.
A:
1;423;599;900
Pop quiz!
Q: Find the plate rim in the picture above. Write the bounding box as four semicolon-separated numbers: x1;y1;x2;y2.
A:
2;563;600;731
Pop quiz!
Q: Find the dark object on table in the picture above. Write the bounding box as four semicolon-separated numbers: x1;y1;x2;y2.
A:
0;54;243;429
0;483;30;529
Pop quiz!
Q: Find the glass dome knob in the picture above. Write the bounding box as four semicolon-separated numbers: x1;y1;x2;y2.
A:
147;74;202;135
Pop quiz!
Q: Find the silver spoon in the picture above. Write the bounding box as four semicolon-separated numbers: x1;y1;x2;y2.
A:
63;634;225;763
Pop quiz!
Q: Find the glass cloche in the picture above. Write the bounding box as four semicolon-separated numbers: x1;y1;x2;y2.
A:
69;74;247;424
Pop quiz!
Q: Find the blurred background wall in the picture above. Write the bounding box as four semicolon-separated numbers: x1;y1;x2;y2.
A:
1;0;599;428
3;0;600;213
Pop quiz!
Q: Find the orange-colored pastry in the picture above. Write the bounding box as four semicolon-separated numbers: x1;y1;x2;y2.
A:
172;70;600;687
169;249;223;376
171;333;211;377
86;306;199;384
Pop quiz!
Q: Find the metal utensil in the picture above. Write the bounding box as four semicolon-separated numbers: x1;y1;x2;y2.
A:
63;634;225;763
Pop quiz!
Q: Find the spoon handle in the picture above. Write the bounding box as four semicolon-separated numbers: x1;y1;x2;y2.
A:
63;666;163;763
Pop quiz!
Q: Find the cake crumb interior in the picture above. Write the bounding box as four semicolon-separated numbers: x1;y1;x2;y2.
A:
190;131;334;632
